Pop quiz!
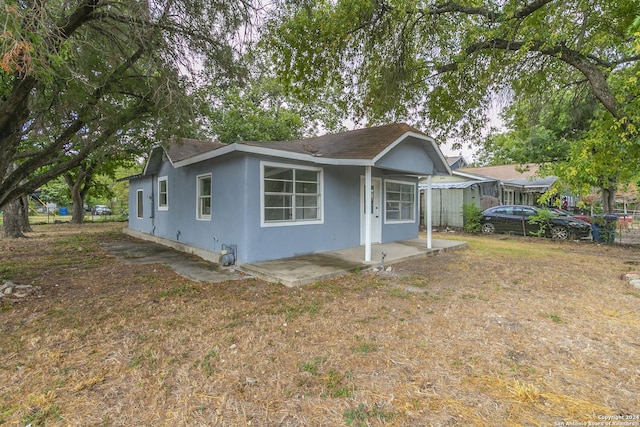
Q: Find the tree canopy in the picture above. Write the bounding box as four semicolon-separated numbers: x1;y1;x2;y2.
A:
266;0;639;145
0;0;256;211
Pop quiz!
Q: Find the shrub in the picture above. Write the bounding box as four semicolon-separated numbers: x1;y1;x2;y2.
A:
528;209;555;237
462;203;483;233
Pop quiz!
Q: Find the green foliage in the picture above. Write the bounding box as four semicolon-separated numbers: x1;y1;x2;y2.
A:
266;0;639;147
462;203;483;233
201;80;305;143
344;403;395;426
350;342;378;354
527;209;555;238
200;350;219;377
1;0;254;209
40;178;71;207
478;81;640;213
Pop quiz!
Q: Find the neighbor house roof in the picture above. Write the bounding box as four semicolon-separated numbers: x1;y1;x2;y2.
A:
459;163;556;191
445;155;468;170
152;123;451;176
459;164;540;180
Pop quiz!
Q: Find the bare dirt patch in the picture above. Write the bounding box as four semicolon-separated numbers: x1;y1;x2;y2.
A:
1;223;639;426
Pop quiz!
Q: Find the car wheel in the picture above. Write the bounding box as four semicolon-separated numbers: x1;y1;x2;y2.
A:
481;223;496;234
551;226;568;240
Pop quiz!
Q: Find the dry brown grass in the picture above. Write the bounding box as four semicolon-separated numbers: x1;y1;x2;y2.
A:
1;222;639;426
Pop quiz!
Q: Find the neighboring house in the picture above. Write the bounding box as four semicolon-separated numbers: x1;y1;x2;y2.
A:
419;170;500;228
126;123;451;265
419;163;555;228
445;155;469;170
459;164;556;206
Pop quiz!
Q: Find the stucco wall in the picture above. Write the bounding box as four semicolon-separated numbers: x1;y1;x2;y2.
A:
128;153;421;264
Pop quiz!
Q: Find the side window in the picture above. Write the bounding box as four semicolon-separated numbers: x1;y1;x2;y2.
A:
158;176;168;210
385;180;416;222
136;189;144;219
495;207;512;215
196;174;212;220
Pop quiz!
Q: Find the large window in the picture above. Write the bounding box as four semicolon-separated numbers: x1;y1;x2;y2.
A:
158;176;168;210
262;163;322;225
136;189;144;219
196;174;212;220
385;180;415;222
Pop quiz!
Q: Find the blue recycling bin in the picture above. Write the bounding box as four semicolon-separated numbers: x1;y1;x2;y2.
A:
591;214;617;243
59;207;68;216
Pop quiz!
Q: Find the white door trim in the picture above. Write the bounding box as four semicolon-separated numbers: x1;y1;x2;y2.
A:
361;173;382;261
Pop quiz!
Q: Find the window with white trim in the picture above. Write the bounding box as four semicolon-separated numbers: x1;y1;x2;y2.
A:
136;189;144;219
158;176;168;210
196;174;211;220
263;163;322;224
385;180;415;222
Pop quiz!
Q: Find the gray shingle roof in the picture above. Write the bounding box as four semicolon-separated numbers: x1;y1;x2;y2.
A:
162;138;227;163
240;123;424;160
163;123;429;163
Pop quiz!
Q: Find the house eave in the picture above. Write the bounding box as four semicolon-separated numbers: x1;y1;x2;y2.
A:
159;127;450;176
172;143;392;169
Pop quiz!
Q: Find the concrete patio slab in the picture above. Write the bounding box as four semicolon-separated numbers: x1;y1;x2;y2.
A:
102;240;248;283
238;238;467;287
111;231;467;286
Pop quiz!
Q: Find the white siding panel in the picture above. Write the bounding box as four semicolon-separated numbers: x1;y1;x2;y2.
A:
430;188;464;228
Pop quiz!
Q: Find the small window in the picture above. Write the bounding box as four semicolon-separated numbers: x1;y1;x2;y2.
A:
196;174;211;220
385;180;415;222
158;176;168;210
136;189;144;219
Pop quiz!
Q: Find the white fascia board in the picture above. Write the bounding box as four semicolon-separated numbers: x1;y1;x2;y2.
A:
373;131;452;176
172;142;374;168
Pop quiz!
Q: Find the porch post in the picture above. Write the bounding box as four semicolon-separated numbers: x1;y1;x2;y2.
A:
364;166;372;262
426;174;432;249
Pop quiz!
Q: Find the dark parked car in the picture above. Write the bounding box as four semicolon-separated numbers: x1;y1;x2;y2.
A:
92;205;112;215
543;207;593;224
481;205;592;240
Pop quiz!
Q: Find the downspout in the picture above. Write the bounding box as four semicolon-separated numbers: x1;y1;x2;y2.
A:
426;175;432;249
149;174;155;219
150;174;155;234
364;166;372;262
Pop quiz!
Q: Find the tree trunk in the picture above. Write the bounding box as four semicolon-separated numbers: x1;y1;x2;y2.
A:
20;195;33;232
602;185;616;215
2;198;26;238
71;189;84;223
65;166;91;224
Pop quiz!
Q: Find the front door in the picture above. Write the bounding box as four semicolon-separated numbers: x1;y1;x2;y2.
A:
360;177;382;244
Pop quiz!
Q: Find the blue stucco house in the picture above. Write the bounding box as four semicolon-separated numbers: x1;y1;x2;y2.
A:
126;123;451;265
